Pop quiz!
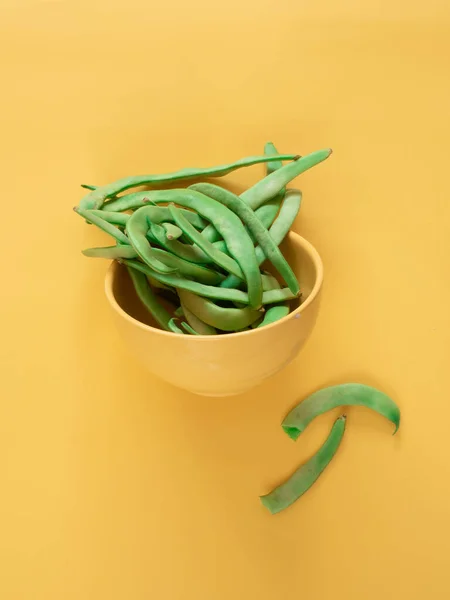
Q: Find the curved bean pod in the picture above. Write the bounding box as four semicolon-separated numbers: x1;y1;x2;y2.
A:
220;189;301;289
162;223;183;240
257;274;290;327
180;322;199;335
150;223;208;264
82;245;137;259
200;142;286;243
168;318;184;334
193;183;299;295
150;248;223;285
260;415;346;514
256;141;286;229
281;384;401;441
127;267;172;331
124;204;207;230
74;207;129;245
242;148;332;210
180;303;217;335
178;290;262;331
122;259;295;305
257;305;290;328
124;193;262;308
261;273;280;291
90;210;130;227
78;154;299;210
168;204;243;279
126;210;178;274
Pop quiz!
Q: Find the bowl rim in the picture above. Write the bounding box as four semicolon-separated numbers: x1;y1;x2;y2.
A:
104;231;323;340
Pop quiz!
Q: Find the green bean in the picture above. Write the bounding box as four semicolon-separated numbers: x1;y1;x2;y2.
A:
126;209;182;274
89;210;130;227
149;248;223;285
257;274;290;326
253;199;282;230
242;149;332;210
256;142;286;228
261;273;280;291
127;267;172;331
220;189;301;289
192;183;299;296
118;203;207;230
180;321;199;335
257;305;290;328
82;245;137;259
264;142;285;178
180;303;217;335
168;318;184;334
168;204;244;279
74;207;129;245
177;290;262;331
78;154;300;210
200;142;286;243
150;223;209;264
162;223;183;240
281;384;401;441
81;184;97;191
124;194;262;308
260;415;346;514
122;259;295;305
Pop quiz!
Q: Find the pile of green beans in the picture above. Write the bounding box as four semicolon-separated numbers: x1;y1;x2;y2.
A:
74;144;332;334
260;384;401;515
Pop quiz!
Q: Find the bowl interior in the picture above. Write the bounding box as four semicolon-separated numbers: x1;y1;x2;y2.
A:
111;232;321;333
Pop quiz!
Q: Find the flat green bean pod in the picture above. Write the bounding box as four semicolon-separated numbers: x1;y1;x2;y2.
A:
168;204;244;279
123;193;262;308
127;267;172;331
150;248;223;285
242;148;332;210
180;322;199;335
122;259;295;305
192;183;299;295
261;273;280;291
257;305;290;328
168;318;184;334
150;223;209;264
74;207;129;245
253;142;285;230
78;154;299;210
180;303;217;335
200;142;286;243
162;223;183;240
220;189;302;289
125;210;178;274
260;415;346;515
282;383;401;441
89;210;130;227
82;245;137;259
178;290;262;332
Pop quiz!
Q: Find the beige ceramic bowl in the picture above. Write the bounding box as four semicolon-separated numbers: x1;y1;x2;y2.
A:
105;231;323;396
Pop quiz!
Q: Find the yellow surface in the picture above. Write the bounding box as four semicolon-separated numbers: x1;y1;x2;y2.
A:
1;1;449;598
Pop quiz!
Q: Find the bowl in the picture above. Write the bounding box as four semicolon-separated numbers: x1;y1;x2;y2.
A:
104;231;323;396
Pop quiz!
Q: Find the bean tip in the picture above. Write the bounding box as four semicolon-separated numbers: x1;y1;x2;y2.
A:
293;154;301;161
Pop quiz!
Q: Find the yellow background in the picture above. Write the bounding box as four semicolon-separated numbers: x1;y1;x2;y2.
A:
1;1;450;598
